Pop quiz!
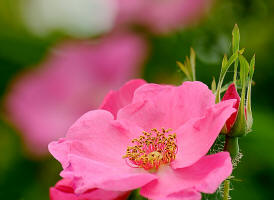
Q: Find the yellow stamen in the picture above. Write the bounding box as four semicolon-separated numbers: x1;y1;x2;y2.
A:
123;128;177;171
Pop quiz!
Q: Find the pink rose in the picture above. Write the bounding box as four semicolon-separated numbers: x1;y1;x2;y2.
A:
49;80;236;199
116;0;212;33
5;33;147;156
50;178;129;200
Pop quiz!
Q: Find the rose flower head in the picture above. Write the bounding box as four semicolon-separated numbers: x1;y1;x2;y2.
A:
49;79;236;199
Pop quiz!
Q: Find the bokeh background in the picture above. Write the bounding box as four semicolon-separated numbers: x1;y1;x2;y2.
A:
0;0;273;199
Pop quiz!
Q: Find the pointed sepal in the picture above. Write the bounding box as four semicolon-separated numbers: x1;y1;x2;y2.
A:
246;54;255;132
229;55;249;137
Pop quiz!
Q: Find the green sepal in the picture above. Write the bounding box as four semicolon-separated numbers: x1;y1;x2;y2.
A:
229;55;249;137
232;24;240;54
190;48;196;81
177;61;191;81
232;24;240;84
177;48;196;81
211;76;216;93
246;54;255;132
239;54;249;85
239;48;245;54
220;80;243;94
215;52;238;103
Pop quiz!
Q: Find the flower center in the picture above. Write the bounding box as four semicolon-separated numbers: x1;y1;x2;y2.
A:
123;128;177;171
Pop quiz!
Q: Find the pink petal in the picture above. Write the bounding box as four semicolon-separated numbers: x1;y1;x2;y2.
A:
140;152;232;199
50;178;129;200
49;110;142;169
60;154;156;193
49;110;156;193
100;79;146;118
221;83;241;133
117;81;215;131
172;99;236;169
50;187;77;200
150;188;201;200
166;189;201;200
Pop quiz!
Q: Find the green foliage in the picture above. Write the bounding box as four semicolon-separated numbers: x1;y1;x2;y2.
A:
202;187;223;200
127;190;148;200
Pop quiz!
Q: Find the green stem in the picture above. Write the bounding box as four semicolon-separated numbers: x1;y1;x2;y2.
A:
223;180;230;200
223;136;239;200
224;136;239;160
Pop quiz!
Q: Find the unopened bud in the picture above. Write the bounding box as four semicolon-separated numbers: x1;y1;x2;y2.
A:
229;55;249;137
221;83;240;134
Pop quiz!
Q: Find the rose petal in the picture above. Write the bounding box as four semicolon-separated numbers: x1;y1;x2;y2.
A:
60;154;156;193
49;110;156;193
166;189;201;200
140;152;232;199
100;79;146;118
49;109;143;169
118;81;215;131
149;188;201;200
50;178;129;200
172;99;236;168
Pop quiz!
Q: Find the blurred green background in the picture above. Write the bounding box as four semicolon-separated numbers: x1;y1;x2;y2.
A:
0;0;273;199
